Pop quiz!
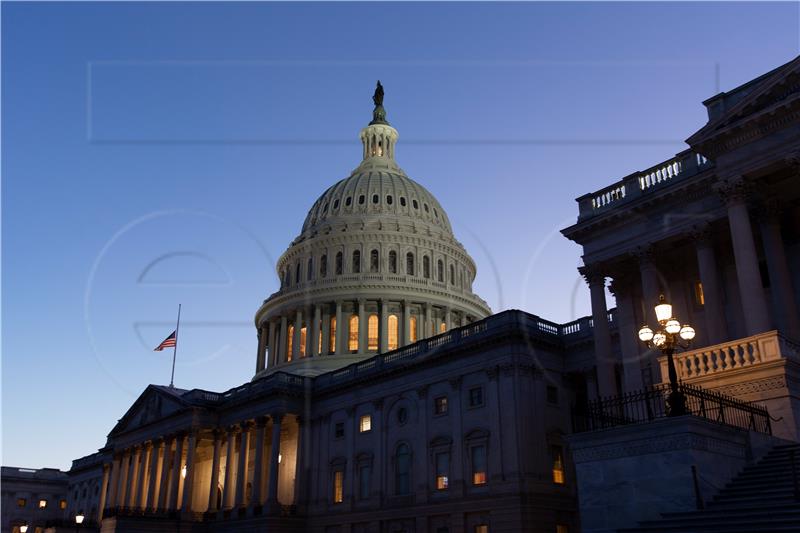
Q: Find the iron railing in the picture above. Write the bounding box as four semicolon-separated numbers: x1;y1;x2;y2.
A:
573;382;772;435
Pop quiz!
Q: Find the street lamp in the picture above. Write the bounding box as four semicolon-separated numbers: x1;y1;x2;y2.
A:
638;294;696;416
20;525;28;533
75;512;85;533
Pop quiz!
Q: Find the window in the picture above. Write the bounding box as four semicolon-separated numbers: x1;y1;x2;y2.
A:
300;326;307;357
439;322;446;333
397;407;408;425
329;317;337;353
435;452;450;490
359;414;372;433
437;259;444;282
335;252;343;275
319;327;323;355
59;499;67;510
17;498;26;507
468;386;484;408
359;464;371;500
345;196;352;206
333;470;344;503
412;199;419;209
694;280;705;306
359;194;365;205
424;203;429;212
307;257;313;281
333;199;340;209
349;315;359;351
352;250;361;273
320;255;327;278
38;499;47;509
387;195;393;205
388;315;399;350
368;314;379;351
450;264;455;285
475;526;489;533
434;396;448;415
287;325;294;361
295;262;301;284
547;385;559;405
406;252;414;275
423;256;430;278
395;443;411;495
372;194;379;204
552;446;565;484
389;251;397;273
334;422;345;439
400;197;407;207
471;445;487;485
410;316;418;342
370;249;379;272
556;526;569;533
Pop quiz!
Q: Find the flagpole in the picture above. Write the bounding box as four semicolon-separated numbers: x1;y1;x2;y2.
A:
170;303;181;388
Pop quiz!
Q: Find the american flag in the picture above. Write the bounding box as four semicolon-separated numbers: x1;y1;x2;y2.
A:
154;331;177;351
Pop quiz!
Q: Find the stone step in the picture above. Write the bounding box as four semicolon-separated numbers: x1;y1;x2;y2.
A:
662;503;800;520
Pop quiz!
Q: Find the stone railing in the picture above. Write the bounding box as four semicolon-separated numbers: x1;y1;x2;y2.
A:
660;330;800;381
576;150;712;220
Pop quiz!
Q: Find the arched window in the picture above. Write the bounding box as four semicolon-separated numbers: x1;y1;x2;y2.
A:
406;253;414;275
295;263;301;284
400;197;407;207
348;314;359;352
389;251;397;273
450;264;455;285
395;443;411;495
287;324;294;361
437;259;444;282
368;314;379;351
388;315;399;350
329;316;337;353
307;258;313;281
372;194;379;204
410;315;418;343
300;325;307;357
320;255;328;278
352;250;361;273
423;256;430;279
335;252;343;275
370;249;379;273
359;194;365;205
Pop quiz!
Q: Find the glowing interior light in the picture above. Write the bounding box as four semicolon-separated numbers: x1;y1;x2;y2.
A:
665;319;681;334
652;332;667;347
654;295;673;323
638;325;654;342
679;325;696;341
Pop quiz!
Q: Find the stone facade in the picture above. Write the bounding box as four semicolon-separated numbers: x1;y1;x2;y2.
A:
1;466;69;532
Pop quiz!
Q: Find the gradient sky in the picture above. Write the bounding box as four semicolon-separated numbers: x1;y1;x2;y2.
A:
3;2;798;469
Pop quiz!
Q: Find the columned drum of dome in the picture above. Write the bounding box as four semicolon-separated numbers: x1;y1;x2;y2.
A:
253;82;491;378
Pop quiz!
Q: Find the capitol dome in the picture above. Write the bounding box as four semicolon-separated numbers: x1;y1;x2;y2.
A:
253;82;491;378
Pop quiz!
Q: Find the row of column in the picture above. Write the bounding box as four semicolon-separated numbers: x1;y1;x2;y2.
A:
103;414;291;518
257;300;468;372
585;177;800;397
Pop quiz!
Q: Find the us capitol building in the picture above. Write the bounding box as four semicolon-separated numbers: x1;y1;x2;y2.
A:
4;57;800;533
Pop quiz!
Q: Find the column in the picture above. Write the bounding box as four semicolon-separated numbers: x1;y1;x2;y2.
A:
449;378;464;497
98;463;111;519
335;301;344;354
207;430;223;512
222;426;237;509
693;226;729;344
168;434;185;510
293;309;302;360
584;267;616;398
311;305;321;357
637;249;662;325
402;300;411;346
146;439;163;511
279;316;288;363
379;299;389;352
181;431;198;512
357;299;367;353
293;416;309;507
267;321;277;368
255;325;267;373
610;276;644;392
135;443;150;509
760;203;800;338
720;177;771;335
124;447;138;507
444;306;452;331
266;414;284;508
424;303;432;339
106;454;121;509
235;421;252;507
250;417;267;507
157;437;173;510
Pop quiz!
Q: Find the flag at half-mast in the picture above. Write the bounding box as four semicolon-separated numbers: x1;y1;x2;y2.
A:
154;331;177;351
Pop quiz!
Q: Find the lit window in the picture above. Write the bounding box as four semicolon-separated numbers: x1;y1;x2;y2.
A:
439;322;446;333
552;446;565;484
410;316;418;342
38;499;47;509
333;470;344;503
59;499;67;510
468;386;484;408
556;526;569;533
349;315;359;352
329;317;337;353
471;445;487;485
475;526;489;533
359;414;372;433
434;396;448;415
694;281;705;306
17;498;26;507
287;325;294;361
435;452;449;490
318;327;323;355
299;326;307;357
368;314;379;351
388;315;399;350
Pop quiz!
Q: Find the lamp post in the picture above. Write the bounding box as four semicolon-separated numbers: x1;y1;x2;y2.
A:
638;294;696;416
75;512;85;533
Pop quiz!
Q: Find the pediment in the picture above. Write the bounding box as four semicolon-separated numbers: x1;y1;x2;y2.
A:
109;385;189;437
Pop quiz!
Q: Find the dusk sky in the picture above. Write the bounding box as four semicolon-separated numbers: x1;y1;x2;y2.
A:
3;2;798;469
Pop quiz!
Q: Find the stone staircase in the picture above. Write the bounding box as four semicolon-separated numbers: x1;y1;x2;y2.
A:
619;443;800;533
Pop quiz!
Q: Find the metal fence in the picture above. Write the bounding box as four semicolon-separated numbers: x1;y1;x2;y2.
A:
573;382;772;435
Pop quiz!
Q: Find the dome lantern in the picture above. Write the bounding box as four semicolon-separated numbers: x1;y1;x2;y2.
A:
360;81;399;161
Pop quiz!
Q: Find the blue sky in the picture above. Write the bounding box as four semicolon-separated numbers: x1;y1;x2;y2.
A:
3;2;798;469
